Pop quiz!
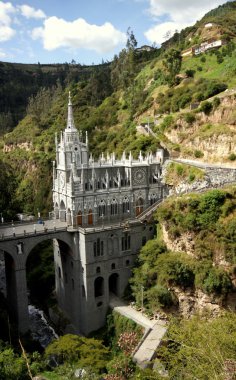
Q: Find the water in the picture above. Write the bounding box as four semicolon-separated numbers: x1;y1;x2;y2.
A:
28;305;58;348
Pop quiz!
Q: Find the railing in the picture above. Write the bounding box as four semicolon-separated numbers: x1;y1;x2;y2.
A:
0;225;67;241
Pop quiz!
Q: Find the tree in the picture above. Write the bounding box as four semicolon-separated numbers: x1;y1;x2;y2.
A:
45;334;109;374
163;48;182;86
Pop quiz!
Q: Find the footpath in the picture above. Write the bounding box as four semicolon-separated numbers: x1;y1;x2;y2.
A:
109;296;167;368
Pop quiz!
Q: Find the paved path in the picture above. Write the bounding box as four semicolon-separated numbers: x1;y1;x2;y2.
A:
0;220;67;239
109;296;167;368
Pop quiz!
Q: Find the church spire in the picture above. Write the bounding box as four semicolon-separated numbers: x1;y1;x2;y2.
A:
67;91;76;130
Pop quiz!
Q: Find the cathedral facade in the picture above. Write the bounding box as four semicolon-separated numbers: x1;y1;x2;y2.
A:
52;94;168;334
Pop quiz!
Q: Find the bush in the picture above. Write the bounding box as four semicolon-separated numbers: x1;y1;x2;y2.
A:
200;101;213;115
213;97;221;108
185;69;195;78
184;112;196;124
202;268;232;295
194;149;204;158
146;285;173;308
228;153;236;161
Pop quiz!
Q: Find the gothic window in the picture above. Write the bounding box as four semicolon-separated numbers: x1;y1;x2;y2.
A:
98;200;106;217
94;238;104;257
136;197;144;217
122;233;131;251
88;209;93;225
77;210;82;226
150;194;158;205
111;199;118;216
122;197;130;214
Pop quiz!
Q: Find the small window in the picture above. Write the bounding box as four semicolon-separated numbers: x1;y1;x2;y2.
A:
96;267;101;273
111;263;116;270
71;261;74;268
65;273;68;283
126;260;130;266
97;301;103;307
72;278;74;290
58;267;61;279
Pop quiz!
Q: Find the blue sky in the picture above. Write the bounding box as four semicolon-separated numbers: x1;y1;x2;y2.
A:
0;0;231;64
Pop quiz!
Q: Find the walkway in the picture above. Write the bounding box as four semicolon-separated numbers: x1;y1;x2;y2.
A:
109;296;167;368
0;220;67;240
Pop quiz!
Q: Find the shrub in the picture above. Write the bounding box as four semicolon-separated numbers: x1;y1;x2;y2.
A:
194;149;204;158
146;285;173;308
202;268;232;295
184;112;196;124
200;101;213;115
185;69;195;78
200;56;206;63
212;97;221;108
228;153;236;161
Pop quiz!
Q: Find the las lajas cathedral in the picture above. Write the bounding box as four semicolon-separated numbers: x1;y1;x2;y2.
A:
52;93;169;334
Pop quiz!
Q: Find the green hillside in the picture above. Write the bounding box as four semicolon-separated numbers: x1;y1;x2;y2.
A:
0;2;236;217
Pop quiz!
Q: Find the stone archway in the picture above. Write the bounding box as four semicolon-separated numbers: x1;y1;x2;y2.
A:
0;232;74;334
109;273;119;296
94;276;104;298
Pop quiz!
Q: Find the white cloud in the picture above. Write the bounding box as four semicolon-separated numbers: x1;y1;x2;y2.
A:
0;48;7;58
145;21;187;45
0;25;15;41
145;0;229;44
18;4;46;19
0;1;16;41
31;16;126;53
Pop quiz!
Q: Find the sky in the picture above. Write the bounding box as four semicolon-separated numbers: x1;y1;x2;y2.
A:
0;0;232;64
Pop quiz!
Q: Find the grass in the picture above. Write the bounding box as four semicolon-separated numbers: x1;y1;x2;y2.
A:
164;162;205;186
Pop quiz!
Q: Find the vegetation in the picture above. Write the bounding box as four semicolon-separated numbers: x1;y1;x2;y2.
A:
164;162;205;186
130;188;236;316
160;313;236;380
1;2;236;379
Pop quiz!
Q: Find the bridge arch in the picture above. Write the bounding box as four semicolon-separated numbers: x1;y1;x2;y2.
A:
0;230;75;334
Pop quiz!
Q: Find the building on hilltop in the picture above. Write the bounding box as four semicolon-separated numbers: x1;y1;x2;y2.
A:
52;93;169;334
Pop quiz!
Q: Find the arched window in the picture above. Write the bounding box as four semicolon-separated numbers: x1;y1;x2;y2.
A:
111;263;116;270
94;277;104;297
150;194;158;205
77;210;82;226
111;199;118;216
122;197;130;214
96;266;101;273
136;197;144;216
98;200;106;217
88;209;93;225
